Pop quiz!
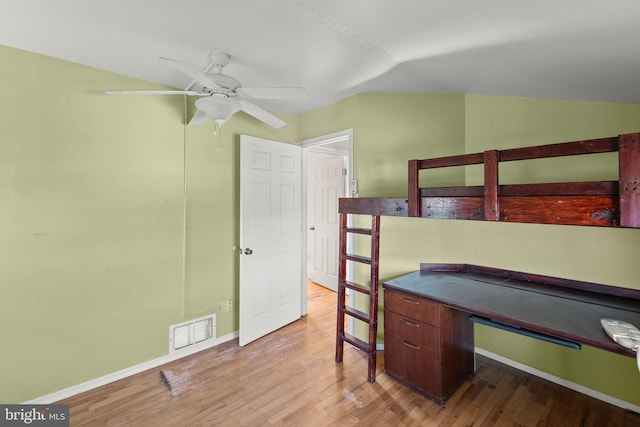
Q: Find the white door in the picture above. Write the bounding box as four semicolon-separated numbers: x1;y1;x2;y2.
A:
239;135;302;346
307;152;344;291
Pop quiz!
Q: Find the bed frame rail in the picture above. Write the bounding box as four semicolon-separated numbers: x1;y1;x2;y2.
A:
404;132;640;228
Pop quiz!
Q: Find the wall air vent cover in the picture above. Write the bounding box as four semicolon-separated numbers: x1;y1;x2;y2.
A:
169;314;216;353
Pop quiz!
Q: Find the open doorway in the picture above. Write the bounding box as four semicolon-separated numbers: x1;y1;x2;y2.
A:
301;130;353;294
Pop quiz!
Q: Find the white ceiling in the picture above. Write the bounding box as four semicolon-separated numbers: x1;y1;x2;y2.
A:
2;0;640;115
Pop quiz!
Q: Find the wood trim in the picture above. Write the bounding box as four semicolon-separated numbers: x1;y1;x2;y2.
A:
335;213;348;363
498;136;619;161
483;150;499;221
408;159;420;217
400;132;640;228
339;197;409;216
619;132;640;227
420;263;640;301
417;152;485;169
419;181;619;198
339;194;619;226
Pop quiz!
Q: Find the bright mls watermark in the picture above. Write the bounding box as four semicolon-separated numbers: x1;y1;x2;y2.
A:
0;405;68;426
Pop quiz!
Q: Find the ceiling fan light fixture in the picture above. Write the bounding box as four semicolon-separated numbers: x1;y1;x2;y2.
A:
195;96;240;125
108;53;301;128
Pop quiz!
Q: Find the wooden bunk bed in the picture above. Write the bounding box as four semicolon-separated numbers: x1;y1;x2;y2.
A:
334;132;640;392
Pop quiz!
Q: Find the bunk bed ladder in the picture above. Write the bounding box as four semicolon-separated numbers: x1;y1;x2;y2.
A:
335;213;381;383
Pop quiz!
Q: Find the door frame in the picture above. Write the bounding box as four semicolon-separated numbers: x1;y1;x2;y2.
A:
299;129;353;315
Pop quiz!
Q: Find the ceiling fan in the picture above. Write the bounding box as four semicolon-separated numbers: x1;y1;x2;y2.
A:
106;52;308;128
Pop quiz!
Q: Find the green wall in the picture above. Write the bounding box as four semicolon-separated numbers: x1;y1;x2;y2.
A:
0;44;295;403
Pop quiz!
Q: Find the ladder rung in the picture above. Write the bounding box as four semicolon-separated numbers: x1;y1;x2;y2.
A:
345;254;371;264
339;332;373;354
343;306;370;323
342;280;371;294
345;227;372;235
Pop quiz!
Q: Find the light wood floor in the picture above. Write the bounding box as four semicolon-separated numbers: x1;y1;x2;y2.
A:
60;282;639;426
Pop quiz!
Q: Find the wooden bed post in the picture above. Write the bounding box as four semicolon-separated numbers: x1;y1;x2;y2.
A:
408;159;420;217
484;150;500;221
619;133;640;228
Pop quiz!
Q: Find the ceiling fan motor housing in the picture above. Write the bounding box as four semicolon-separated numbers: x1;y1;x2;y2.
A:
207;73;242;91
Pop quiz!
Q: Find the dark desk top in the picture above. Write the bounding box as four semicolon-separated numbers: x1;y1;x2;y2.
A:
383;266;640;358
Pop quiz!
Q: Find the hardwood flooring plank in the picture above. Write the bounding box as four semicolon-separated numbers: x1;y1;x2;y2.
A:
60;282;640;426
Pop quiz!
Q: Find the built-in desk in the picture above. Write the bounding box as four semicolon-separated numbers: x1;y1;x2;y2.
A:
383;264;640;404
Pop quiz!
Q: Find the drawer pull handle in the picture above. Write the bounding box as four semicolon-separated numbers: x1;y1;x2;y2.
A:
400;318;419;328
401;339;420;350
400;297;420;305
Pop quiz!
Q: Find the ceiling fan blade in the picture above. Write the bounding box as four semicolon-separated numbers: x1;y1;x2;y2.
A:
238;99;286;128
236;86;308;100
188;110;209;126
159;57;218;89
105;90;204;96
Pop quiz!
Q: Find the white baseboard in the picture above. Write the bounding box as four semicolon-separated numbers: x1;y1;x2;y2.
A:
26;331;239;404
475;347;640;414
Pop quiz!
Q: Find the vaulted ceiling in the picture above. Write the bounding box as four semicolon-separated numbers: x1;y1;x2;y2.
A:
2;1;640;115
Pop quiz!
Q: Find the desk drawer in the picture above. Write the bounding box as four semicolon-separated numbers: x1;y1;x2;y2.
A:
384;310;439;349
384;289;440;326
384;331;441;397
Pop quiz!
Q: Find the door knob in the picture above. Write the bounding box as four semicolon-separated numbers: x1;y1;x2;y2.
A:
244;248;253;255
309;227;315;231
